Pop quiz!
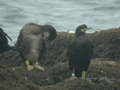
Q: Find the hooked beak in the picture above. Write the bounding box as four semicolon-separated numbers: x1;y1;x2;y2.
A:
81;27;92;32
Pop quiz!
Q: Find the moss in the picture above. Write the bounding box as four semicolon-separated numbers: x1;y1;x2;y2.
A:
89;28;120;59
0;28;120;90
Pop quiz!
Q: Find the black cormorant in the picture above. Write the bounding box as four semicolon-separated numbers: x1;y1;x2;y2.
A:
67;24;93;79
0;28;12;53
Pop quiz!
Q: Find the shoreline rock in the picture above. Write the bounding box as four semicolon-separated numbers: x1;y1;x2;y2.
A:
0;28;120;90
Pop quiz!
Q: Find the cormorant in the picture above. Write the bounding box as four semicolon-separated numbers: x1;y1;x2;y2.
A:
67;24;93;79
0;28;12;53
16;23;57;71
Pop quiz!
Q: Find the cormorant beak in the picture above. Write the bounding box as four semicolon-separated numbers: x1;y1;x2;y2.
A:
81;27;92;32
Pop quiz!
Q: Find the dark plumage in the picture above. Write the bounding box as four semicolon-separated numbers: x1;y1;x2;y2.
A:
67;24;93;78
0;28;11;53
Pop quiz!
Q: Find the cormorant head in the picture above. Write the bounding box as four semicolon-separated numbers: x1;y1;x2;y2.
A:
75;24;91;38
43;25;57;41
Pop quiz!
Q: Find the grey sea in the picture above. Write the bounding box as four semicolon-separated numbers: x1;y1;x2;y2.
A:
0;0;120;45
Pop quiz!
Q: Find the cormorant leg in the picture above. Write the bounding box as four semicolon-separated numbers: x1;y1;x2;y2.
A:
81;71;86;79
70;73;77;80
72;73;75;77
25;60;34;71
34;61;45;71
70;69;77;80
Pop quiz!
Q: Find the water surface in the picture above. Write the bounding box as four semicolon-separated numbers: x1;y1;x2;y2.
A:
0;0;120;45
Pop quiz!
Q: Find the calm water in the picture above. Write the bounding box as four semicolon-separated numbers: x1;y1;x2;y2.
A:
0;0;120;45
